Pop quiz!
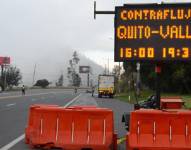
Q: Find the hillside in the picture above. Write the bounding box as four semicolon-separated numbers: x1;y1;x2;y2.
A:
21;51;104;86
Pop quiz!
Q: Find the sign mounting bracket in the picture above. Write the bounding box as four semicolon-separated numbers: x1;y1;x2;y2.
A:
94;1;115;19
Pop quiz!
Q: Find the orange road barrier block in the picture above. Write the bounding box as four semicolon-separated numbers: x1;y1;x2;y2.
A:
126;109;191;150
25;105;117;150
25;104;59;144
161;97;184;109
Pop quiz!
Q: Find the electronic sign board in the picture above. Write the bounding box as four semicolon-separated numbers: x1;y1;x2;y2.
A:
115;3;191;62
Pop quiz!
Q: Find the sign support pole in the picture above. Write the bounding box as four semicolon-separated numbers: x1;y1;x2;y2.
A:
1;65;4;91
87;73;90;87
94;1;114;19
155;64;161;109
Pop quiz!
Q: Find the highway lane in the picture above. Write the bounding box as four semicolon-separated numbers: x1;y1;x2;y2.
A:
0;89;80;149
95;95;133;150
95;95;133;138
69;93;133;137
0;91;133;150
69;93;133;150
66;93;133;150
0;89;83;110
0;88;78;98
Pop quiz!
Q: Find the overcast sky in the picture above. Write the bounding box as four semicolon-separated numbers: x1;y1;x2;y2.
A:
0;0;190;85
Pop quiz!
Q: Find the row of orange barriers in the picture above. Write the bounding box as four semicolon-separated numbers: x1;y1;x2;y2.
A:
25;97;190;150
25;104;117;150
160;97;184;109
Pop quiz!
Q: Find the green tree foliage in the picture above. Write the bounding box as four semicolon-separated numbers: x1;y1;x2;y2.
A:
67;51;81;86
72;73;81;87
72;51;80;64
112;65;121;79
56;74;64;86
112;65;121;92
122;62;191;94
123;61;136;74
3;66;22;89
118;62;137;93
34;79;49;88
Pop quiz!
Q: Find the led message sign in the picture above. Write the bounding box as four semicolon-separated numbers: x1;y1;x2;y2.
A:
115;3;191;61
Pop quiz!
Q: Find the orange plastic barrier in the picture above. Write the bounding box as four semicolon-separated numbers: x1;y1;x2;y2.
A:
126;109;191;150
25;105;117;150
161;97;184;109
25;104;58;144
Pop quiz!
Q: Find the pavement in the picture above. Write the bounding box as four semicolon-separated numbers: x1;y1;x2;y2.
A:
0;89;133;150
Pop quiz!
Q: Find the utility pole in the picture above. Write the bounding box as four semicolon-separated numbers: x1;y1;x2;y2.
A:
87;73;90;87
32;63;36;86
61;70;64;86
118;62;121;93
118;62;120;79
108;57;109;75
1;65;4;91
4;65;8;90
104;64;107;75
128;80;131;101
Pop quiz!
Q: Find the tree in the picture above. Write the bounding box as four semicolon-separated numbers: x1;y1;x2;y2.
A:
67;51;81;86
34;79;49;88
2;66;22;89
118;62;137;93
56;74;64;86
72;73;81;87
112;65;121;93
125;62;191;94
112;65;121;79
73;51;80;64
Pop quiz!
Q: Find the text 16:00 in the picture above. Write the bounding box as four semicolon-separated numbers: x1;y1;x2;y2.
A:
120;47;189;58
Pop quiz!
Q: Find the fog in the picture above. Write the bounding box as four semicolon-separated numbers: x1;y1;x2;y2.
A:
0;0;189;85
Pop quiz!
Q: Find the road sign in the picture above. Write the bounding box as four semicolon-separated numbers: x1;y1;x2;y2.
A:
0;57;10;65
79;66;90;73
115;3;191;62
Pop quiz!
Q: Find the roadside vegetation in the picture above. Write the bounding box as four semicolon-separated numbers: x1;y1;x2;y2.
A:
112;62;191;109
0;65;22;91
34;79;50;88
115;90;191;109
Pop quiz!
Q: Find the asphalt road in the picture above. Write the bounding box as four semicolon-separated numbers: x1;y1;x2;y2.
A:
0;89;133;150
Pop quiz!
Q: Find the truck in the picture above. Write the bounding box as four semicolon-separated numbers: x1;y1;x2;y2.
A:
98;75;115;98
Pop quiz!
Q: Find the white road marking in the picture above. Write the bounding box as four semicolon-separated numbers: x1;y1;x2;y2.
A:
0;134;25;150
0;91;68;100
0;94;81;150
6;103;16;107
63;94;81;108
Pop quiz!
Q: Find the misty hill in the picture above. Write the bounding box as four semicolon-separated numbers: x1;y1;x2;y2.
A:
21;50;104;87
78;53;105;87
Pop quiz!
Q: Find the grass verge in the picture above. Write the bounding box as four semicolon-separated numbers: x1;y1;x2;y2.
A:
116;90;191;109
